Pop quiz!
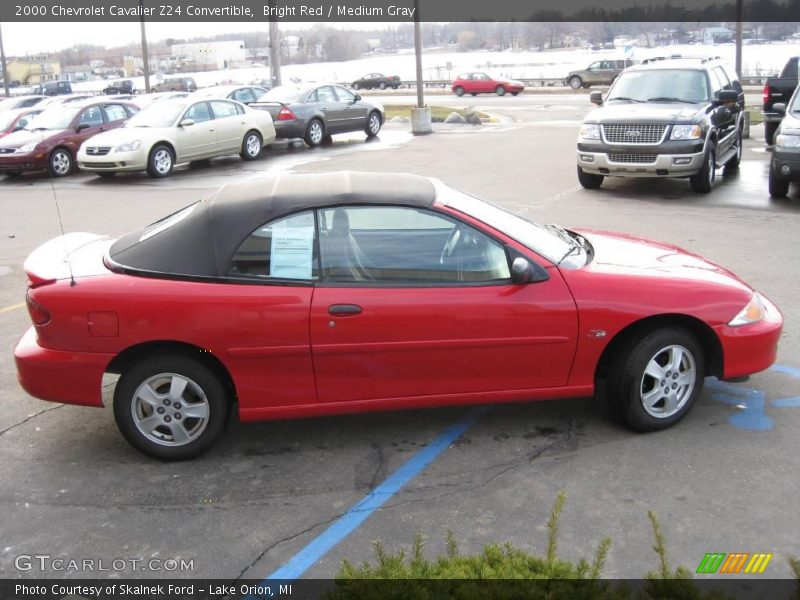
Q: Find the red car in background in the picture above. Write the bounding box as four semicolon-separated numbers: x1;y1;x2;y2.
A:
0;107;43;139
14;172;782;460
0;99;138;177
451;72;525;96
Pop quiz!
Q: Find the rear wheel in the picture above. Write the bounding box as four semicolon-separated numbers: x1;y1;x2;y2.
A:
304;119;325;147
365;111;382;137
607;328;704;432
690;144;716;193
379;81;387;90
769;163;790;198
577;166;604;189
454;86;464;97
113;355;231;460
765;121;778;146
495;85;506;96
240;130;262;160
511;91;520;96
569;76;583;89
147;144;174;178
48;148;73;177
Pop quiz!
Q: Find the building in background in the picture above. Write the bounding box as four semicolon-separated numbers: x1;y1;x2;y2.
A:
6;55;62;85
171;40;246;70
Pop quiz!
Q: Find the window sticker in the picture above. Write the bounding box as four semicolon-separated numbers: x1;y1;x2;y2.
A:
269;212;315;279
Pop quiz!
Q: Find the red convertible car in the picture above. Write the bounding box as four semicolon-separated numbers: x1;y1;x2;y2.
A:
451;72;525;97
15;172;782;460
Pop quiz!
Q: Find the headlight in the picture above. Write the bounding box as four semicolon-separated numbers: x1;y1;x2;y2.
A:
728;293;767;327
578;123;601;141
115;140;142;152
775;133;800;148
671;124;702;140
18;142;38;153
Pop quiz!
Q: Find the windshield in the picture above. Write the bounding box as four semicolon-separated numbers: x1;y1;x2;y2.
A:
436;182;574;265
607;69;710;104
126;102;185;128
0;111;21;130
260;86;307;103
25;106;80;130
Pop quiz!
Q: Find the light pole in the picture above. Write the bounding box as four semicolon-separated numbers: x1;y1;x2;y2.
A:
0;22;9;97
410;0;431;134
140;0;151;92
268;0;281;88
735;0;743;78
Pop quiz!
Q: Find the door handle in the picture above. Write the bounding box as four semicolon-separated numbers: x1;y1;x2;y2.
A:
328;304;362;315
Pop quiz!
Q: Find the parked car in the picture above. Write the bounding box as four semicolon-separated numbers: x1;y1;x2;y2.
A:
194;85;269;105
762;56;798;145
0;95;46;111
14;171;782;459
36;80;73;96
0;107;44;139
77;97;275;178
567;59;633;89
38;94;95;107
766;92;800;197
352;73;401;90
451;73;524;96
104;79;137;95
152;77;197;93
576;56;744;194
0;99;138;177
133;92;190;109
252;84;383;146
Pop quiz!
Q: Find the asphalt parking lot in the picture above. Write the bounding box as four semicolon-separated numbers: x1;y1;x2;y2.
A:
1;95;799;584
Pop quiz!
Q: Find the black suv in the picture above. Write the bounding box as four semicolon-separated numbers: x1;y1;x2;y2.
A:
576;56;744;193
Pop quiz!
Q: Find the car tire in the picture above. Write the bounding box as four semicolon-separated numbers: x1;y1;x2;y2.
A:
304;118;325;147
353;82;360;90
769;163;790;198
511;91;520;96
454;86;464;97
569;76;583;89
577;166;604;189
690;144;716;193
392;85;399;90
113;354;231;461
147;144;174;178
765;121;778;146
607;327;705;432
365;111;382;137
725;129;743;171
379;81;387;90
240;130;263;161
495;85;506;96
48;148;73;177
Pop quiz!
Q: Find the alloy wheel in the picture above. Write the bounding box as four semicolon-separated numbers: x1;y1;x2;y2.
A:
639;344;697;419
131;373;210;447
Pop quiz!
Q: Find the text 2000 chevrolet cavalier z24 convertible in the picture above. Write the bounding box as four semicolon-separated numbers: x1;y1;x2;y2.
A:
15;172;782;460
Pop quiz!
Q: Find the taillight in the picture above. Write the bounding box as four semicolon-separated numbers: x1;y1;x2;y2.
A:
26;292;51;326
277;106;297;121
762;84;770;104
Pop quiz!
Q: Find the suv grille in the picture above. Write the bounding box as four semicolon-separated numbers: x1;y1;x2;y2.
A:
607;153;657;164
85;146;111;156
602;124;667;144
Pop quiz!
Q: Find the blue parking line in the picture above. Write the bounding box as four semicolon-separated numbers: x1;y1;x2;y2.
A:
260;406;489;584
771;364;800;379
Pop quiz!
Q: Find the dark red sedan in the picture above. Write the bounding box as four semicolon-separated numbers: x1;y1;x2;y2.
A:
15;172;782;460
0;99;138;177
451;72;525;96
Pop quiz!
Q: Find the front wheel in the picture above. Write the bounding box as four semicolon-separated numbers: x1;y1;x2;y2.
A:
607;328;704;432
453;86;464;97
568;76;583;89
690;145;716;193
113;355;231;460
769;162;790;198
378;81;387;90
365;111;382;137
304;119;325;147
48;148;73;177
495;85;506;96
765;121;778;146
240;130;263;161
577;166;604;189
147;144;174;178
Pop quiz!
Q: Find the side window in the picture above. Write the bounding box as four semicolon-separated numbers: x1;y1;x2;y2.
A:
185;102;212;123
232;88;255;103
252;87;268;101
714;67;731;90
335;86;355;103
210;100;239;119
317;206;510;284
229;211;318;280
21;98;39;107
79;106;104;127
316;86;337;103
305;90;318;103
103;104;129;122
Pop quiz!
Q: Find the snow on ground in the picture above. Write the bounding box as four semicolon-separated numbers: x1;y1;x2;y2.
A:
72;42;799;93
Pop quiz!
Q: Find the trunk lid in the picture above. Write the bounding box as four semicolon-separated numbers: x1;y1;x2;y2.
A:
24;233;114;287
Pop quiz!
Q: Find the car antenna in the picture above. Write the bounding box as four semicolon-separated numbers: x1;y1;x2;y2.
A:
43;132;77;287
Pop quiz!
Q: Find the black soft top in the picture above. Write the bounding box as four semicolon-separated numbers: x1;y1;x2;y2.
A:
108;171;437;278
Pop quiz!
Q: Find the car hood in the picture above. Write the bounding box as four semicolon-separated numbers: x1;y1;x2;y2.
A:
585;101;702;123
0;128;64;149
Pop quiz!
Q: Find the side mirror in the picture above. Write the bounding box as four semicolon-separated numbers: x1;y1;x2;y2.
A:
589;91;603;105
715;90;739;105
509;256;550;284
354;93;362;102
179;118;195;127
75;123;90;132
773;103;786;116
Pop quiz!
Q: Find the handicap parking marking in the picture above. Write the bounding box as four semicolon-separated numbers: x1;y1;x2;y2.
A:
705;364;800;431
254;406;490;586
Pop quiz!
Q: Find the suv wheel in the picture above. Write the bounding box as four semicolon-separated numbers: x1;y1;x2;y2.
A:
568;76;583;89
690;145;716;193
577;166;604;189
769;163;790;198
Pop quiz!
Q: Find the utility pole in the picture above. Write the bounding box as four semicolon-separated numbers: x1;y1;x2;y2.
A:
410;0;431;134
0;22;9;97
735;0;743;77
140;0;151;92
268;2;281;88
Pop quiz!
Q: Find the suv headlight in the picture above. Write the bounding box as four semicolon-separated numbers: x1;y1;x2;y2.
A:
115;140;142;152
775;133;800;148
728;293;767;327
578;123;601;141
18;142;38;153
671;124;702;140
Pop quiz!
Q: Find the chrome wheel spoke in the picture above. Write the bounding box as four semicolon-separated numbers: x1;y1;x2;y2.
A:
641;387;664;409
181;402;209;419
137;414;162;433
168;375;189;401
676;371;695;388
170;422;190;444
136;383;161;409
644;360;666;380
667;346;685;372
